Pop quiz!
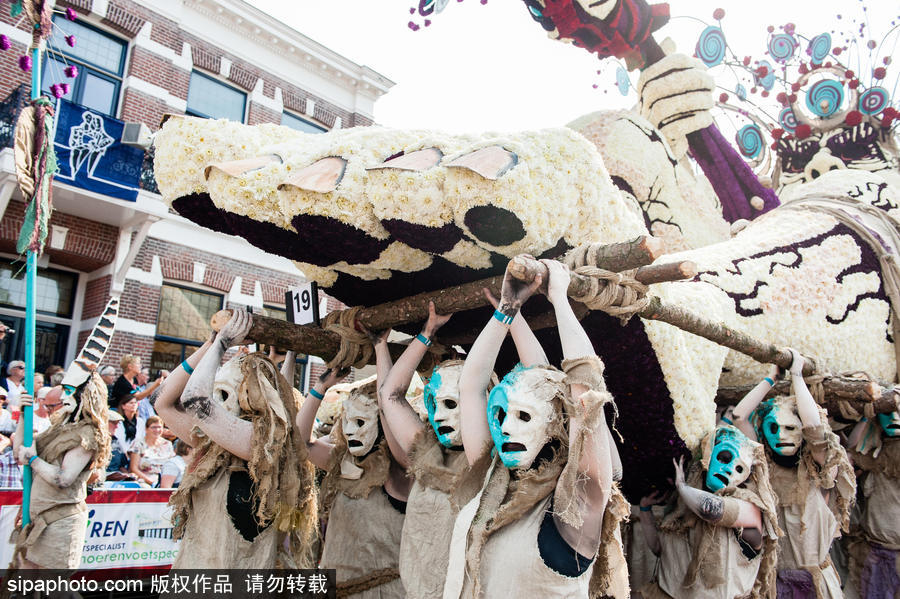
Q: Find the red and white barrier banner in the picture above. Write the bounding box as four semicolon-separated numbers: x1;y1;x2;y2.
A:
0;489;180;570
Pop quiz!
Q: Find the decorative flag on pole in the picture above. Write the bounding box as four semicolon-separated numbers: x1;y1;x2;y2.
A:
14;97;58;254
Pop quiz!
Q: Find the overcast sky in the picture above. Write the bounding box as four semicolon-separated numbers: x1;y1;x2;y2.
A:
247;1;899;133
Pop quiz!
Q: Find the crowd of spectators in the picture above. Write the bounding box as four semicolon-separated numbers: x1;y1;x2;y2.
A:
0;345;183;491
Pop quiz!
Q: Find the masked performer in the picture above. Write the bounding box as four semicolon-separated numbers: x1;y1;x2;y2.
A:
155;309;317;569
842;405;900;598
732;353;855;598
638;424;780;598
297;366;408;598
11;371;111;569
443;259;628;599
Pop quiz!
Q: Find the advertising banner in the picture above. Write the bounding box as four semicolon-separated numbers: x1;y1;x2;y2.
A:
0;489;179;570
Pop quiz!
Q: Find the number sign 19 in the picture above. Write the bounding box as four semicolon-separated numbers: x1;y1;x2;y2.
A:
285;282;320;326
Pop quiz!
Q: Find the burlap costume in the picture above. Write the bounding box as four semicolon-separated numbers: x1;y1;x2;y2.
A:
766;421;855;599
640;434;781;599
400;427;469;599
442;357;630;599
13;372;111;569
319;414;405;599
847;426;900;597
169;354;317;569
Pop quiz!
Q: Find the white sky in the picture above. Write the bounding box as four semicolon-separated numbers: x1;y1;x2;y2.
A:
247;1;899;134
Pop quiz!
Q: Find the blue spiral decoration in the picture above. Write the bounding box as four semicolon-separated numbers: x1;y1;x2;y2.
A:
807;33;831;64
768;33;797;63
859;86;889;115
735;83;747;101
695;26;726;67
754;59;776;91
616;66;630;96
779;107;798;132
805;79;843;117
735;124;764;159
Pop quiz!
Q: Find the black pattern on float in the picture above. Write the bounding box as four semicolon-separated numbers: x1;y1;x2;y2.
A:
696;223;890;339
380;218;464;254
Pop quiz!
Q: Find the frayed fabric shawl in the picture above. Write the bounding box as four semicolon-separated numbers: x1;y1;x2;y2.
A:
318;415;391;519
406;426;466;495
657;437;781;599
169;353;317;566
14;98;58;254
767;421;855;534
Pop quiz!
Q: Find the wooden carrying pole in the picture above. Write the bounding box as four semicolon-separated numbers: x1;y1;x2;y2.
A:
717;378;900;416
506;255;817;376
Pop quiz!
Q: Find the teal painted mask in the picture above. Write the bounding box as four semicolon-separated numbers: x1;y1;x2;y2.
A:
423;361;464;448
706;426;755;492
877;411;900;437
487;364;562;469
759;398;803;456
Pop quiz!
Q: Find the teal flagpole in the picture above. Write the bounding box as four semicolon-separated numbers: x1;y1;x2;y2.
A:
22;42;42;528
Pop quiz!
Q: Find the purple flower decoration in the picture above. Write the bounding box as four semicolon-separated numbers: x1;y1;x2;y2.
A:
0;35;9;51
50;83;63;98
65;7;77;21
60;82;70;95
65;64;78;78
65;35;75;47
18;54;31;72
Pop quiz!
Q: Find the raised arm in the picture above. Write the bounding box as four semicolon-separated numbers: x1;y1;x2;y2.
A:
637;491;667;556
131;377;162;402
377;303;450;467
788;350;824;464
155;337;214;445
732;364;782;442
459;266;542;465
295;367;348;469
483;288;547;367
544;260;612;556
179;310;254;461
672;457;763;549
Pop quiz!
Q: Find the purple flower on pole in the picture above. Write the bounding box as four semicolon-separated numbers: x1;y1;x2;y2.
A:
60;83;70;95
0;35;9;51
18;54;31;72
50;83;63;98
65;35;76;47
65;65;78;78
65;7;77;21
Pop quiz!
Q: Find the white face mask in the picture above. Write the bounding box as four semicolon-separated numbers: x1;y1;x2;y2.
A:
487;365;559;469
342;394;379;457
424;362;463;448
761;399;804;456
213;356;244;416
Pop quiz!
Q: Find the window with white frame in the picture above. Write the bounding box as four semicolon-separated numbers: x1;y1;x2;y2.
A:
186;71;246;122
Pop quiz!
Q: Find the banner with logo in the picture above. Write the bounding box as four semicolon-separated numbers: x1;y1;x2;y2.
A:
51;98;144;202
0;489;179;570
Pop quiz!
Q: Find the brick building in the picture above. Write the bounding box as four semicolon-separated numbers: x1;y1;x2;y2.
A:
0;0;393;389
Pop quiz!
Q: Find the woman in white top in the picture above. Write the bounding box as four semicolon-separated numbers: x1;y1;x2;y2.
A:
129;415;174;487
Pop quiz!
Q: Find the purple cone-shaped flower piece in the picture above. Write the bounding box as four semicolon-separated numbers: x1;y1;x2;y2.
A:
0;35;9;51
60;82;70;95
65;7;77;20
65;64;78;78
50;83;63;98
65;35;76;47
18;54;31;72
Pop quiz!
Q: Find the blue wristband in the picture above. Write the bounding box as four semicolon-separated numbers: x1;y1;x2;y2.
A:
309;388;324;400
181;360;194;375
28;455;37;466
721;416;733;425
492;309;514;326
763;376;775;387
416;333;432;348
639;505;652;512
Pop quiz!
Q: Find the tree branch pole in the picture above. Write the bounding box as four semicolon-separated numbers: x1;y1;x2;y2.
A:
506;256;816;376
717;377;900;415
